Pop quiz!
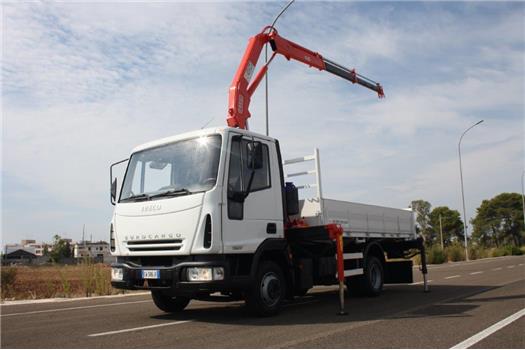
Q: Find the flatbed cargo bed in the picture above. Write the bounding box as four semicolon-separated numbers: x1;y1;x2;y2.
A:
284;149;416;240
298;198;416;239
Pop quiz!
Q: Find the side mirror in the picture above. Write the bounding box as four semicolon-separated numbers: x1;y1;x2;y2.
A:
247;141;263;170
111;178;117;205
110;158;128;206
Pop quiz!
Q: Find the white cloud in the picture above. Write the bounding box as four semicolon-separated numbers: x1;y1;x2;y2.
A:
2;2;523;243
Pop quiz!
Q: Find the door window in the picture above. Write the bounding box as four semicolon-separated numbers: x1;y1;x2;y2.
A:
227;137;271;220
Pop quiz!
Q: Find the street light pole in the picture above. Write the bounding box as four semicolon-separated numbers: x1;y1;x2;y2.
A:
439;214;444;250
458;120;484;262
521;170;525;226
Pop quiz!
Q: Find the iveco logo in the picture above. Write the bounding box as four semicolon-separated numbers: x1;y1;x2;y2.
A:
142;204;162;212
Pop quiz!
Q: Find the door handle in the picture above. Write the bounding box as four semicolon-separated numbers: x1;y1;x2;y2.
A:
266;223;277;234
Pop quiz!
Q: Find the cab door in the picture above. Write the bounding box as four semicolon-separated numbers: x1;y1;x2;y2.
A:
221;133;284;254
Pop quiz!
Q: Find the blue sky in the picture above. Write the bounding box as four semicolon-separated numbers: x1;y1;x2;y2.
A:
2;1;524;244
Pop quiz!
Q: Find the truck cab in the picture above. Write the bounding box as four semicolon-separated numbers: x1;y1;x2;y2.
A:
110;127;293;315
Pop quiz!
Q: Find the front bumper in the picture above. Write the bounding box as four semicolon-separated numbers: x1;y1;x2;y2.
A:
111;258;249;295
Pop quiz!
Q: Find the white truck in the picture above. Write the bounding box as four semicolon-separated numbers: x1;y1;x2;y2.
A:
109;26;428;316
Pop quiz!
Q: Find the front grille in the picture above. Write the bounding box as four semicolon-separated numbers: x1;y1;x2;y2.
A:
125;239;183;252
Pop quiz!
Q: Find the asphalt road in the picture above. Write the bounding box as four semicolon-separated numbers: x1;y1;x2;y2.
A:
1;255;524;348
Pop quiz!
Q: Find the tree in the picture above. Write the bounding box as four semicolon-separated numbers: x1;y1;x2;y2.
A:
50;235;72;263
410;199;433;244
429;206;464;247
472;192;524;247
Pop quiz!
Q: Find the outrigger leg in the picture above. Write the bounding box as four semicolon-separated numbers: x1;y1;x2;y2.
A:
418;237;430;293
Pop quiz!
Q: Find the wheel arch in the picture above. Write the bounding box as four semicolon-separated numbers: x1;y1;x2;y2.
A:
364;241;386;266
250;238;293;288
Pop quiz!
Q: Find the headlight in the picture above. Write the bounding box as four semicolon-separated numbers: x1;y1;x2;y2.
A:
111;267;123;281
187;267;212;281
187;267;224;281
213;267;224;281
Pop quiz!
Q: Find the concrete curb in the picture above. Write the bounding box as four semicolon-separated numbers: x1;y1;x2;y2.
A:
1;291;150;306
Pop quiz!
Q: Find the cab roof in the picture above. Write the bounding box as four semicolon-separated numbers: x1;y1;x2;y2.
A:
131;126;275;154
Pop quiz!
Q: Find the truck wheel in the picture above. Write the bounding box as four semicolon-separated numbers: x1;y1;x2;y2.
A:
245;261;286;317
151;291;190;313
346;256;384;297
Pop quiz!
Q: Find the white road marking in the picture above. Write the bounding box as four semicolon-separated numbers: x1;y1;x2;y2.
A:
507;265;515;269
1;300;150;317
410;280;433;285
88;320;192;337
519;263;524;266
451;307;525;349
445;275;461;279
491;267;502;271
469;271;483;275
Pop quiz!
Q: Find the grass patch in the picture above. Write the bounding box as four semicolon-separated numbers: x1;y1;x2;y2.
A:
490;245;523;257
1;267;17;299
427;246;447;264
445;243;465;262
1;263;124;301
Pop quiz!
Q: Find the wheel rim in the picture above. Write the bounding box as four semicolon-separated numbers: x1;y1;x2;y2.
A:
260;272;281;307
370;263;382;290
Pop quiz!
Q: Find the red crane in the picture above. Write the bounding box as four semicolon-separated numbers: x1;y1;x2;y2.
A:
227;26;385;129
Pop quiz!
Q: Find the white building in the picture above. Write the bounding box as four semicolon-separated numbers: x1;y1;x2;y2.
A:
26;243;45;256
74;241;112;262
4;241;46;257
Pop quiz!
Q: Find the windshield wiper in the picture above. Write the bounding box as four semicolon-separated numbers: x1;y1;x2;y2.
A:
120;193;150;202
149;188;192;199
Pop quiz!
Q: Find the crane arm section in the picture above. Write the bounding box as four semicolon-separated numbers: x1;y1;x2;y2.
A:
227;26;385;129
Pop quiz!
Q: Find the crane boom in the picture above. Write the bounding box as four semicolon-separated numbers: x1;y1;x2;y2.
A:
227;26;384;129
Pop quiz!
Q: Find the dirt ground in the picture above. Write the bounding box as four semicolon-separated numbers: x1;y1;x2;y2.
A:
1;264;123;300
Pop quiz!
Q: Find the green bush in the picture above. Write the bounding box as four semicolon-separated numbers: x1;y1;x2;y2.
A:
469;246;489;260
427;246;446;264
446;243;465;262
491;245;523;257
503;245;523;256
1;267;17;299
491;247;505;257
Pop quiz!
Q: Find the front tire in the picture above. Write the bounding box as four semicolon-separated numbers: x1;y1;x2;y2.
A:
151;291;190;313
245;261;286;317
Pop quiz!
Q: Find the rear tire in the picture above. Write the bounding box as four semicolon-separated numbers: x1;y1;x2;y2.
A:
151;291;190;313
245;261;286;317
346;256;384;297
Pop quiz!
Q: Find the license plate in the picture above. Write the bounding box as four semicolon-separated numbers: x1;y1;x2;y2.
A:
141;270;160;279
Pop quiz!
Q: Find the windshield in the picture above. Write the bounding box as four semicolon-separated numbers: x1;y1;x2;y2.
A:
120;135;222;202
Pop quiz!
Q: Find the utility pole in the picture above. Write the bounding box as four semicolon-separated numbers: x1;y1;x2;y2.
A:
458;120;484;262
439;214;444;250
